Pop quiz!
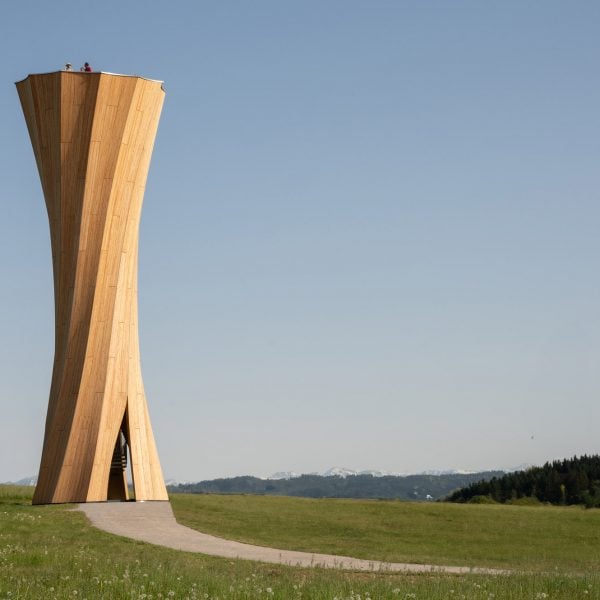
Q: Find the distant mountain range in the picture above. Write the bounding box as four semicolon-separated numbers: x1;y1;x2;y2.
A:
268;465;502;479
6;476;38;486
268;466;485;480
7;464;531;500
169;469;506;501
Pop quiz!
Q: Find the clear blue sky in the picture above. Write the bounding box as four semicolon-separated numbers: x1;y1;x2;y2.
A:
1;2;599;481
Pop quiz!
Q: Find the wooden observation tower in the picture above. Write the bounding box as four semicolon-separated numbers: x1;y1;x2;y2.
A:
16;71;169;504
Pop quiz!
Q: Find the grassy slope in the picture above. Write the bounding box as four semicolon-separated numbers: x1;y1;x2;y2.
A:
171;493;600;573
0;486;598;599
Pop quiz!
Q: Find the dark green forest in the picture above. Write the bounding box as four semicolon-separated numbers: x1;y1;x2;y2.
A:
169;471;503;500
446;455;600;507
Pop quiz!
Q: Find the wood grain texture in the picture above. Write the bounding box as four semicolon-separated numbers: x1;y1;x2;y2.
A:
16;72;168;504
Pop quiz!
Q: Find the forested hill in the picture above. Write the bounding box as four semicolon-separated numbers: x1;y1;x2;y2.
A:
169;471;503;500
446;455;600;507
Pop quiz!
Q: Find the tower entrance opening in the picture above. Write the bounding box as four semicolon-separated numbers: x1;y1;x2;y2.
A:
107;416;130;501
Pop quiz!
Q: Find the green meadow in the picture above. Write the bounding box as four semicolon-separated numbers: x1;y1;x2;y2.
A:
0;485;599;599
171;493;600;573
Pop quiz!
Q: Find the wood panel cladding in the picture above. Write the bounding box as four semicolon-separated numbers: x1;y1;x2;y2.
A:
16;72;168;503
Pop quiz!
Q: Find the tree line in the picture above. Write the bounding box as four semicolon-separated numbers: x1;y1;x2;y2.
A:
445;455;600;507
169;471;503;501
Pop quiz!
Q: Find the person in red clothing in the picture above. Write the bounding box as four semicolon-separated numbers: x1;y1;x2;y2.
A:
81;62;92;72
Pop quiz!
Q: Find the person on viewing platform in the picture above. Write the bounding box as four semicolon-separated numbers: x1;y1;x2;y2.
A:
81;62;92;72
64;63;73;71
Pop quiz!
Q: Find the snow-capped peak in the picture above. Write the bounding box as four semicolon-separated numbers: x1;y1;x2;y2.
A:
269;471;300;480
322;467;358;478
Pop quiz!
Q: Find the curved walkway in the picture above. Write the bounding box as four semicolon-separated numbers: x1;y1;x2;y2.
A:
79;502;506;575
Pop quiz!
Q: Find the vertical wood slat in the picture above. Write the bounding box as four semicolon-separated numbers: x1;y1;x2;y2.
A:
16;72;168;504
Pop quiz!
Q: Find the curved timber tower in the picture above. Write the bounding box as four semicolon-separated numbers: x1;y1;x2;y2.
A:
16;71;168;504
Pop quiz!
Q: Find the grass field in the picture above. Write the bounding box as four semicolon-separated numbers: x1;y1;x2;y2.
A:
171;493;600;573
0;485;599;599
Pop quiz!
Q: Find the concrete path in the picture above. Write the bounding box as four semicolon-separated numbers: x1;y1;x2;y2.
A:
79;502;506;574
